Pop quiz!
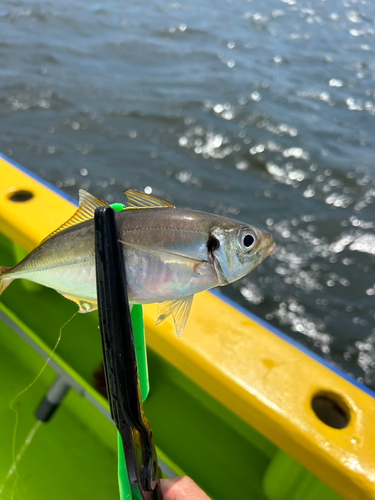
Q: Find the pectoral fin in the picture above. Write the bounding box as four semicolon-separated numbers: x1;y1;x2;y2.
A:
156;296;194;338
119;240;206;274
59;292;97;313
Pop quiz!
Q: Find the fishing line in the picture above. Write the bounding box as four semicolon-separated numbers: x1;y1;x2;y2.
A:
2;420;42;500
3;310;78;499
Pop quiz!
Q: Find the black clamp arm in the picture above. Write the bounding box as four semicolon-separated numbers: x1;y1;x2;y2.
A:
94;206;161;500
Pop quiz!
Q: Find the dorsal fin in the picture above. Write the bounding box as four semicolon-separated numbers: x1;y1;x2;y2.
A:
40;190;109;243
123;190;175;209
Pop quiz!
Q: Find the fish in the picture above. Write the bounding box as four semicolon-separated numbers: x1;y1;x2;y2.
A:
0;189;275;337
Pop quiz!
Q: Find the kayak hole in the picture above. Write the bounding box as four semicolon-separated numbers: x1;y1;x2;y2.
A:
311;391;350;429
8;189;34;202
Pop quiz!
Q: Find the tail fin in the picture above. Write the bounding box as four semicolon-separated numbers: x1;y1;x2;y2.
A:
0;266;12;295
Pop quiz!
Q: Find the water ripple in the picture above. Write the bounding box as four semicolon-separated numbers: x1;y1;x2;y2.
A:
1;0;375;388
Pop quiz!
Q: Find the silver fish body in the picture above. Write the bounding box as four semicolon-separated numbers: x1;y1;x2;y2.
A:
0;190;275;336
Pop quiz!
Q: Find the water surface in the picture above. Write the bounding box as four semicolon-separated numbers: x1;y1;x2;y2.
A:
1;0;375;388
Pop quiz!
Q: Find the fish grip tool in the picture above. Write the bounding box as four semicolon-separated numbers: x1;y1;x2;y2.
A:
94;206;162;500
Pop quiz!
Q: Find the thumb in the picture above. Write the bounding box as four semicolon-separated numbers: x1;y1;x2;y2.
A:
160;476;211;500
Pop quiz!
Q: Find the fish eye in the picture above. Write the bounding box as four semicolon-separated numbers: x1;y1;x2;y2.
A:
239;230;256;251
243;234;254;247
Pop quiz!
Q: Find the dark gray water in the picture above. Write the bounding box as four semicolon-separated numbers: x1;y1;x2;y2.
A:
1;0;375;388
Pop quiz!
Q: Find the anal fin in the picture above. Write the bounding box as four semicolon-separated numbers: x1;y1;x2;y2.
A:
59;292;97;313
156;295;194;338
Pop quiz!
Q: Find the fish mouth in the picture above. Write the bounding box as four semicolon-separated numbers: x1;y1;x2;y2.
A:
265;242;276;258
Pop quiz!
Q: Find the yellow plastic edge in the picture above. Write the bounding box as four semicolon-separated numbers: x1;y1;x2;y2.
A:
0;157;76;250
1;156;375;500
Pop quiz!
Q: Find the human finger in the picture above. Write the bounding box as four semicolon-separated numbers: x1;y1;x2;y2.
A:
160;476;211;500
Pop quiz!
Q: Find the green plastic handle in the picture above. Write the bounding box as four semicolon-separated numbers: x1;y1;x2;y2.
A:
131;304;149;404
110;202;126;212
117;304;150;500
118;432;132;499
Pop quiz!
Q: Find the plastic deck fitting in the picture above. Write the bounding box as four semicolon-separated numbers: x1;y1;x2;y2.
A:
35;376;70;422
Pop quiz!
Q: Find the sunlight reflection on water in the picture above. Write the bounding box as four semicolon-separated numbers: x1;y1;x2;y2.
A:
1;0;375;387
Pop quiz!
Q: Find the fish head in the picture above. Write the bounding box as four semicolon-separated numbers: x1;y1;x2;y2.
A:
208;222;276;285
